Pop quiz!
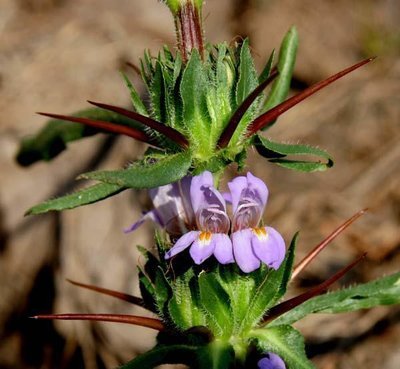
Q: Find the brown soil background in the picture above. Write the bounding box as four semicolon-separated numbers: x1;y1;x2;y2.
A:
0;0;399;368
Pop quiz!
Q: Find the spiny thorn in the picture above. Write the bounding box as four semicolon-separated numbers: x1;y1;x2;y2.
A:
66;279;145;308
246;57;375;136
261;253;367;325
291;209;368;280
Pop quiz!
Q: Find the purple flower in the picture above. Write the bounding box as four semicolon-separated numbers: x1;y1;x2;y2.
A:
258;353;286;369
165;171;234;264
229;173;285;273
125;176;195;236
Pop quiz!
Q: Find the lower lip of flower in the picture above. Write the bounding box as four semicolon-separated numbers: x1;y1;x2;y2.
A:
253;227;267;240
199;231;212;244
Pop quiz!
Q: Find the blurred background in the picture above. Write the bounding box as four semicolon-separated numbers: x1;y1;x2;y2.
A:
0;0;399;368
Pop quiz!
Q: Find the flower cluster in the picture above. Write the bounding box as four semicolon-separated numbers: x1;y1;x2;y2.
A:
129;171;285;273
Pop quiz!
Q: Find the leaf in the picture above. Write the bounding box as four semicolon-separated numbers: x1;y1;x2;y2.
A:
121;73;149;116
242;233;297;329
119;344;198;369
259;49;276;84
16;108;144;166
262;26;298;116
198;271;233;336
255;135;333;172
272;272;400;326
250;325;316;369
26;182;125;215
80;151;192;189
180;49;212;155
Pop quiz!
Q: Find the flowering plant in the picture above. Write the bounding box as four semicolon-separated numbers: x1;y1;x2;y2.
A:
17;0;400;368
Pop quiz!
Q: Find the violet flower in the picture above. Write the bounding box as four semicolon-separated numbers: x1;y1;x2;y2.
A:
229;173;285;273
165;171;234;264
258;353;286;369
125;176;195;236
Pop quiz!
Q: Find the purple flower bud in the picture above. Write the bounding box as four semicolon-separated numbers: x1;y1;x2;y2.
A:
125;176;195;236
258;353;286;369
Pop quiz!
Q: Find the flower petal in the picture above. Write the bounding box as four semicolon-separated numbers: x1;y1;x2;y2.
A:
165;230;199;259
190;171;214;213
124;209;160;233
213;233;234;264
252;227;286;270
227;175;248;214
246;172;268;208
189;234;216;264
232;229;261;273
258;353;286;369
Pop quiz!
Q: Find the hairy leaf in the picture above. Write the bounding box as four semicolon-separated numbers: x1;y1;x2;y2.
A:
80;151;192;189
272;272;400;326
26;182;125;215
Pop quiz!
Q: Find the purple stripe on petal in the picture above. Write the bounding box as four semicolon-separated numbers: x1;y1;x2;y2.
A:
189;235;216;264
258;353;286;369
232;229;260;273
165;230;199;259
213;233;234;264
252;227;285;270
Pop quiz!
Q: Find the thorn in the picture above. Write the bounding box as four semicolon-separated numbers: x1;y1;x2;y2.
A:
87;101;189;148
66;279;145;308
246;57;375;136
218;70;279;148
291;209;368;280
37;112;158;147
32;313;165;331
261;253;367;326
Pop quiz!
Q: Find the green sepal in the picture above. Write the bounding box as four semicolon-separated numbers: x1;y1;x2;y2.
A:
262;26;298;118
16;108;144;166
26;182;125;215
121;72;149;116
196;341;235;369
241;232;297;329
272;271;400;326
118;344;198;369
198;271;233;337
255;135;333;172
79;150;192;189
180;49;212;157
168;269;206;329
250;325;316;369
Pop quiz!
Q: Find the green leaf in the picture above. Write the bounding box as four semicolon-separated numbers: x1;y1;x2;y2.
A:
16;108;144;166
198;271;233;337
272;272;400;326
119;344;198;369
262;26;298;119
80;151;192;189
250;325;316;369
242;233;297;329
180;49;212;155
26;182;125;215
236;39;258;106
255;135;333;172
121;73;149;116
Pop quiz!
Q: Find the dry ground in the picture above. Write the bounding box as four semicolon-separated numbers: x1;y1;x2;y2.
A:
0;0;399;368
